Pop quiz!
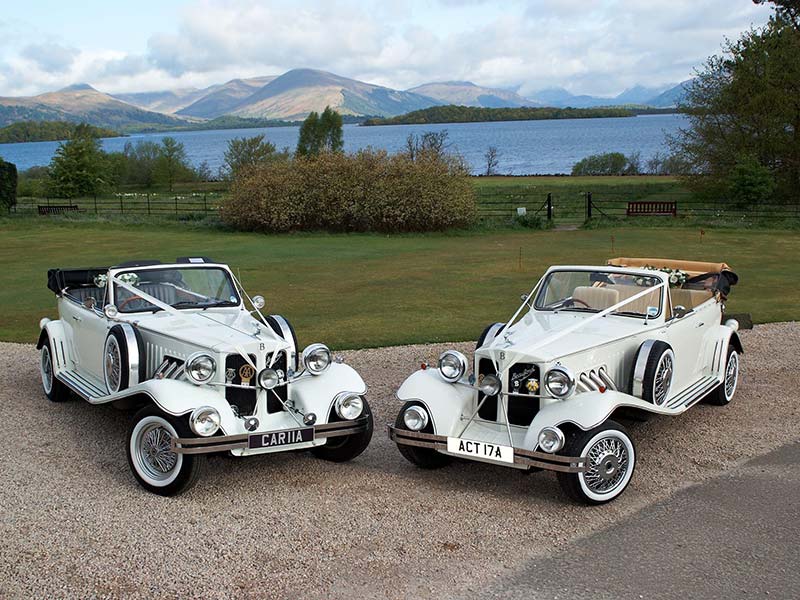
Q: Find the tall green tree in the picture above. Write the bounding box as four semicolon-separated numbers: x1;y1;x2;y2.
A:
671;4;800;201
0;157;17;210
154;137;193;191
296;106;344;156
122;140;162;188
222;134;277;179
47;130;108;198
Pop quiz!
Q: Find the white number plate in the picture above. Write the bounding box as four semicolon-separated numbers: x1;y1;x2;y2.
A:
446;437;514;464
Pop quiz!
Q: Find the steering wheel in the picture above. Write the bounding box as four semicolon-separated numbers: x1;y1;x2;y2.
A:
118;295;144;311
570;298;592;308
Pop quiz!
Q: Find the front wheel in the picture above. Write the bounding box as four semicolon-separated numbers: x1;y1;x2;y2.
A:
311;398;374;462
556;420;636;505
40;335;70;402
707;345;740;406
126;405;204;496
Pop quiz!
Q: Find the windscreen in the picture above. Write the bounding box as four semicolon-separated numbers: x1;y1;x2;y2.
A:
114;267;240;313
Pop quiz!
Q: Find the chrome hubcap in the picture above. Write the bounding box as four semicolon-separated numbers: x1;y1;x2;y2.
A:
105;337;122;392
584;437;629;494
138;424;178;480
725;353;739;399
654;353;673;405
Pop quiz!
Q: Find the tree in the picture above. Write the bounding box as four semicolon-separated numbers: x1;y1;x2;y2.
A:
154;137;193;191
47;130;108;198
222;135;277;179
670;7;800;201
296;106;344;156
318;106;344;153
122;140;162;187
728;155;776;207
296;111;321;157
571;152;630;176
0;158;17;210
484;146;500;175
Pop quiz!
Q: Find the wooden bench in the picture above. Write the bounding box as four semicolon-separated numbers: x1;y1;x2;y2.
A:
38;205;80;215
626;201;677;217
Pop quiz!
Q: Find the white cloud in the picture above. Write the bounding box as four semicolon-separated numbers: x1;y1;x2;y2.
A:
0;0;775;98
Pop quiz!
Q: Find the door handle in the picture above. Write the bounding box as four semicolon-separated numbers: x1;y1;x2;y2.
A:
72;315;82;322
695;322;704;328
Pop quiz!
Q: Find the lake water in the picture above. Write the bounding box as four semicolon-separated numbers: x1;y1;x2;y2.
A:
0;113;686;175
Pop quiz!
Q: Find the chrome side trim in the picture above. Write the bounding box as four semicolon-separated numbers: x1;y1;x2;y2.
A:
116;323;141;387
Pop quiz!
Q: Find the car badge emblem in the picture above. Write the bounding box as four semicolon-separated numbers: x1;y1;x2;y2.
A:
239;365;255;385
225;368;236;383
244;417;259;432
526;379;539;393
499;351;506;360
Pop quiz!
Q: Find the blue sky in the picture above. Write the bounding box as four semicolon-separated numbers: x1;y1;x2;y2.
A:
0;0;774;97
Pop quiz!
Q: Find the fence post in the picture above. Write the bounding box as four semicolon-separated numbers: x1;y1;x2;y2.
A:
94;194;97;214
586;192;593;220
120;196;124;214
546;193;553;221
147;193;151;216
204;192;207;213
175;196;178;214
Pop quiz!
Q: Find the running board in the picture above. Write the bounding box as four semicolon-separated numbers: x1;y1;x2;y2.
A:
666;375;720;410
57;369;110;402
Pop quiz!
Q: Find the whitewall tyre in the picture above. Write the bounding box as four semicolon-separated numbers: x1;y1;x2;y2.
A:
708;345;740;406
557;420;636;505
40;336;70;402
126;405;204;496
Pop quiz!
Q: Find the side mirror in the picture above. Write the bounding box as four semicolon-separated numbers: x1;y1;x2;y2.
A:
520;292;532;306
673;305;688;319
103;304;119;319
252;295;266;310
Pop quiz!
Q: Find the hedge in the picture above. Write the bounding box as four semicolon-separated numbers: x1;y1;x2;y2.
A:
222;149;476;233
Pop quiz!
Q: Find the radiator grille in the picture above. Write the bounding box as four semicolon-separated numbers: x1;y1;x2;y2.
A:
225;354;258;416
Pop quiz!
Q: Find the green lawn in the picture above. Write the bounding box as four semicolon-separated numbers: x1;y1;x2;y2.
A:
0;220;794;349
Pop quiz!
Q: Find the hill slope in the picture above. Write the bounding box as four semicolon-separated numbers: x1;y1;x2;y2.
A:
408;81;534;108
0;84;186;130
113;88;208;114
177;76;276;119
230;69;438;119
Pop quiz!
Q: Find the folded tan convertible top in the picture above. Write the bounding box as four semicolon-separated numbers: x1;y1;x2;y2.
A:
607;257;732;277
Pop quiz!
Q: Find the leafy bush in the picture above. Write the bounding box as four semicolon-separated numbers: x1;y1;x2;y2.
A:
571;152;640;176
727;156;776;208
0;159;17;210
222;149;476;233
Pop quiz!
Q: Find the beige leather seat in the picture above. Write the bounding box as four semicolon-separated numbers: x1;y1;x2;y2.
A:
572;286;619;310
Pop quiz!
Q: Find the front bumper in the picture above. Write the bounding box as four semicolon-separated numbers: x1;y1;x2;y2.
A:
388;424;587;473
172;417;370;455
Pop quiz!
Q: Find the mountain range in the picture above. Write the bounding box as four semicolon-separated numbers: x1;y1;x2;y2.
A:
0;68;689;132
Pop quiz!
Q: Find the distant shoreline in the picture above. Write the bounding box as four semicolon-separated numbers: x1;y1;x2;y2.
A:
362;105;678;126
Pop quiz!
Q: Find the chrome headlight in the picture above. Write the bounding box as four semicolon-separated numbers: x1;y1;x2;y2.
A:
258;368;280;390
478;373;502;397
544;365;575;398
403;405;429;431
537;426;565;453
334;392;364;420
185;352;216;385
438;350;467;383
302;343;332;375
190;406;221;437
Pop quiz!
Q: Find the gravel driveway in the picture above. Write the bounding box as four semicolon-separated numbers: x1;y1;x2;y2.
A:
1;323;798;599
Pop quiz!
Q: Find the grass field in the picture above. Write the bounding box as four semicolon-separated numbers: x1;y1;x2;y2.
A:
0;219;795;348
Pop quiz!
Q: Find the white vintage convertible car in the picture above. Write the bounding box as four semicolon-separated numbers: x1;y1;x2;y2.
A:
389;257;742;504
38;257;372;495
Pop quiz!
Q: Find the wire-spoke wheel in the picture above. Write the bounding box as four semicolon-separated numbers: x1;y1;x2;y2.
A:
557;420;636;505
104;334;123;393
40;335;70;402
126;405;204;496
652;352;674;406
707;345;740;406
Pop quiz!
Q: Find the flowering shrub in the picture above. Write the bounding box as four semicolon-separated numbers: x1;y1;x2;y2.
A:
221;149;476;233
